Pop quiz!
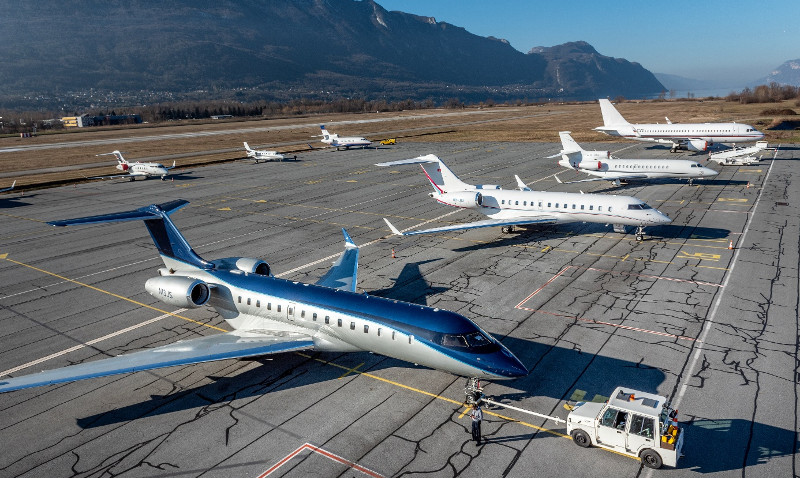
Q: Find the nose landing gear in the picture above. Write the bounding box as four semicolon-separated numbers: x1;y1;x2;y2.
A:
464;377;484;405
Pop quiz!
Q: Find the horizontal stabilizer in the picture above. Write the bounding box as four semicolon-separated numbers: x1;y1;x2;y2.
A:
375;154;440;167
49;199;189;227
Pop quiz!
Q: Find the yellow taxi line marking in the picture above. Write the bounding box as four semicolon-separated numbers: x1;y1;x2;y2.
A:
337;362;364;379
0;212;47;223
1;256;226;332
296;352;573;440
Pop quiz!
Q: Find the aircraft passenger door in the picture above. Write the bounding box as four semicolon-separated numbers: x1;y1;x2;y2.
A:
287;302;296;321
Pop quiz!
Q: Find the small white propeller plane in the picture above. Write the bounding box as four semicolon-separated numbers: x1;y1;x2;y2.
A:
594;99;764;152
552;131;718;186
378;155;671;241
0;180;15;193
91;151;175;181
243;142;286;162
0;200;527;397
319;125;372;150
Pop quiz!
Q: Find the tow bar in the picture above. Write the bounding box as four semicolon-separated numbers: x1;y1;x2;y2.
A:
479;397;566;424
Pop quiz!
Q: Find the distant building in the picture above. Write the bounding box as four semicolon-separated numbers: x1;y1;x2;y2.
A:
211;114;233;119
62;114;142;128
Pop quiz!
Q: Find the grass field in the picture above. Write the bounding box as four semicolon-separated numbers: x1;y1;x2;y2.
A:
1;98;797;190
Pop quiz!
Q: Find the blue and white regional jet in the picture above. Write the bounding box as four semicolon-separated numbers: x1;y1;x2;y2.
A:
319;125;372;150
0;200;527;396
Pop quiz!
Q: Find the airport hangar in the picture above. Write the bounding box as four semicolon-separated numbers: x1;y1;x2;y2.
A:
0;133;797;477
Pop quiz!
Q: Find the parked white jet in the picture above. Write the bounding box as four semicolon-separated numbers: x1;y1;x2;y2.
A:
92;151;175;181
319;125;372;150
0;180;15;193
594;99;764;152
0;200;527;396
553;131;718;186
243;142;285;162
378;155;671;241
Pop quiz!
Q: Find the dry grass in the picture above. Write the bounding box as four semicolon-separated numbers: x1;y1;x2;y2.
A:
1;99;796;190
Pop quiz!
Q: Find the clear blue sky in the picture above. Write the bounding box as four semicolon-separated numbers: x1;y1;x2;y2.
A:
374;0;799;87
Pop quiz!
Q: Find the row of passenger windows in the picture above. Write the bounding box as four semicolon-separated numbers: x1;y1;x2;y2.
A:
501;199;612;212
236;295;408;342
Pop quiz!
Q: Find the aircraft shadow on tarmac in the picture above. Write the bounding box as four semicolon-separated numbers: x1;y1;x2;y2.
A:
0;195;32;208
368;259;448;305
655;224;731;240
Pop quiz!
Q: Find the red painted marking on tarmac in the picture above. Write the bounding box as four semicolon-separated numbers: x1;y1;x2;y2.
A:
514;266;718;342
258;442;384;478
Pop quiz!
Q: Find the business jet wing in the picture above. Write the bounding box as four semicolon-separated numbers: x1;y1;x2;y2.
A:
314;228;359;292
0;330;313;393
0;180;15;193
555;174;650;184
166;161;176;170
86;174;139;180
383;216;557;236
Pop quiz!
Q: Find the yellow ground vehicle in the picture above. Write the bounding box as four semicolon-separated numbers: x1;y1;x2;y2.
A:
379;138;396;145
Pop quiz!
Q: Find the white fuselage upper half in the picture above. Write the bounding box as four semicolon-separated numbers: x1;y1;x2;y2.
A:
119;162;169;177
596;122;764;145
559;156;718;180
436;189;671;226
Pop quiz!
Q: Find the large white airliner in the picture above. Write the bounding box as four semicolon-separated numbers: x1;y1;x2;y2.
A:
594;99;764;152
0;200;527;396
91;151;175;181
0;180;15;193
319;125;372;150
553;131;718;186
378;155;671;241
243;142;288;162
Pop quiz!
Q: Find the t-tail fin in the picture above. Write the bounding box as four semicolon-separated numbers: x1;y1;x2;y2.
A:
558;131;584;153
243;142;252;152
49;200;213;270
598;99;630;126
374;154;472;193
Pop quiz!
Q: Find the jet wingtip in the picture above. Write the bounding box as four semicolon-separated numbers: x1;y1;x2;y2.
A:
383;218;403;235
341;228;357;248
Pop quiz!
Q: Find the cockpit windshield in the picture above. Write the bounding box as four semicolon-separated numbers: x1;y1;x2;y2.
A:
439;331;498;353
627;203;652;210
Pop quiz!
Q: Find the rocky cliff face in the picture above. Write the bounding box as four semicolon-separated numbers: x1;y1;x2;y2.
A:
0;0;664;103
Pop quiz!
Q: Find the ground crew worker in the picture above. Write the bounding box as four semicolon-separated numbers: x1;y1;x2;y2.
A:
469;403;483;445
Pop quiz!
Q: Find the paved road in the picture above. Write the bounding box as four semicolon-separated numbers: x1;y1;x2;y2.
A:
0;140;796;477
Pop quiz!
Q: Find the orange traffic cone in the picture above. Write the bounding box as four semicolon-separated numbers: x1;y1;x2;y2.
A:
728;240;733;250
391;248;396;259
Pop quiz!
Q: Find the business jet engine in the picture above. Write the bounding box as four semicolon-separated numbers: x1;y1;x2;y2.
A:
210;257;271;276
116;163;129;171
435;191;483;208
686;140;709;152
577;160;605;171
145;276;210;308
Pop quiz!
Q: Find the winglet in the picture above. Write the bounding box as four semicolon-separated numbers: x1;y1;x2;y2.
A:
342;228;357;249
514;175;531;191
554;174;563;184
383;218;403;235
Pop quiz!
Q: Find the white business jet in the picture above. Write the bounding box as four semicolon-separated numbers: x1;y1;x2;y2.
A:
553;131;718;186
0;200;527;397
243;142;286;162
92;151;175;181
0;180;15;193
319;125;372;150
594;99;764;152
378;155;671;241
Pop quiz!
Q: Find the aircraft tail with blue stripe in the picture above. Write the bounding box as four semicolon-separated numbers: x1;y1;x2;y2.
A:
49;199;213;270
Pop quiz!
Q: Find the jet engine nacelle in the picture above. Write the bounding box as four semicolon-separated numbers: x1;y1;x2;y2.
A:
145;276;210;308
211;257;271;276
437;191;483;208
577;160;605;171
686;140;709;152
117;163;129;171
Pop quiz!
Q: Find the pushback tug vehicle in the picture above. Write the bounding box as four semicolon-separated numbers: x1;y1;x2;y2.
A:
566;387;683;469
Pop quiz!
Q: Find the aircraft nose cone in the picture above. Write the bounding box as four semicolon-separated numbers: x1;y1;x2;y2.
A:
494;347;529;378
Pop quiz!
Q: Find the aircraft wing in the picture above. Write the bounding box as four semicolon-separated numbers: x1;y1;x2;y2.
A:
314;228;359;292
556;174;650;184
0;330;313;393
383;216;557;236
87;174;137;180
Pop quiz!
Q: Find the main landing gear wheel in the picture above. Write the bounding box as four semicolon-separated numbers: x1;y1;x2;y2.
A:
501;225;515;234
571;429;591;448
